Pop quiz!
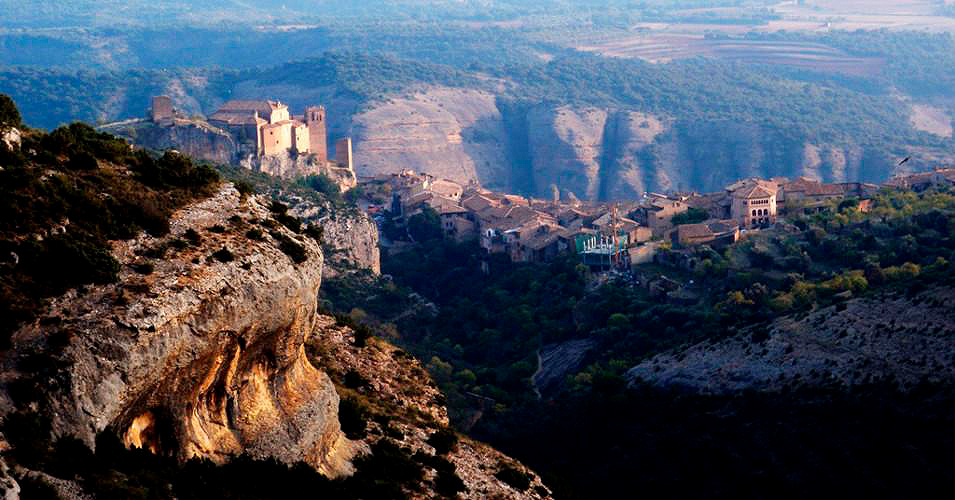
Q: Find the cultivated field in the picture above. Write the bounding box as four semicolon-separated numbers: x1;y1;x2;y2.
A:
578;34;883;76
575;0;955;74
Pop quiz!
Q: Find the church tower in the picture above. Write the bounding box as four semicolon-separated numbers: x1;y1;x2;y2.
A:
305;106;327;164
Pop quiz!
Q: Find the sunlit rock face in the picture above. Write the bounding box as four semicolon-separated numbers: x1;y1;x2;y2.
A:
2;186;357;477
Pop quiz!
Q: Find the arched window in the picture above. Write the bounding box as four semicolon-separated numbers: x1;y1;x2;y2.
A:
752;209;757;216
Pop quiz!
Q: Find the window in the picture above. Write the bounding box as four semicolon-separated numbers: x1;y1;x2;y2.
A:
752;209;757;216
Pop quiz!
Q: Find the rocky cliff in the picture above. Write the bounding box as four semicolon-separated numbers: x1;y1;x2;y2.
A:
2;185;358;476
346;87;955;199
0;183;544;498
350;87;514;191
101;119;238;165
287;198;381;278
627;286;955;394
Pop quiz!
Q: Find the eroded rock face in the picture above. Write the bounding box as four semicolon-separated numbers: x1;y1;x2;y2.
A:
528;106;608;200
351;87;513;190
0;456;19;500
627;287;955;395
347;90;955;200
3;186;357;477
287;199;381;278
103;119;238;165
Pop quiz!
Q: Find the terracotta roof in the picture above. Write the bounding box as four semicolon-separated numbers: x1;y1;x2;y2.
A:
734;184;775;200
462;194;496;212
431;179;463;198
525;232;561;250
678;223;714;239
436;204;468;215
216;100;286;114
707;220;739;234
805;183;845;196
782;177;820;193
209;112;260;126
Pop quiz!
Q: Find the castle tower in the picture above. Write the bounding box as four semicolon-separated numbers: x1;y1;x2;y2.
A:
335;137;353;171
151;96;174;123
305;106;327;164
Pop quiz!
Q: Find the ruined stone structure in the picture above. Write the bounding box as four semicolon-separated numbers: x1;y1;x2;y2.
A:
335;137;353;171
150;96;174;123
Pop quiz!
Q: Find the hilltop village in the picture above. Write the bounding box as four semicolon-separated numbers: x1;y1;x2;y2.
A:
360;167;955;271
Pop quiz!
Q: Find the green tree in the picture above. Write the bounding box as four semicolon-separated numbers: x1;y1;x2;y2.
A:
408;206;443;242
0;94;20;129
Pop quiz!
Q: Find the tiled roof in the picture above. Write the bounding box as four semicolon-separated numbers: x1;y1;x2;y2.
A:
734;184;775;199
677;223;713;239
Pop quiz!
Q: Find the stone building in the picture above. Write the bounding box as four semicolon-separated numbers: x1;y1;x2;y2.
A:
729;179;778;228
209;100;328;160
305;106;327;164
634;195;690;237
335;137;353;171
676;220;740;247
150;96;175;123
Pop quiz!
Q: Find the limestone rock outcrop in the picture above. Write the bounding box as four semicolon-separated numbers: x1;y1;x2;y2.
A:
627;286;955;395
2;185;357;477
346;90;955;200
286;197;381;278
102;119;238;165
350;87;513;191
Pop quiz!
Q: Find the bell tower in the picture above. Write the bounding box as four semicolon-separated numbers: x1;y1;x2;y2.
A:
305;106;327;164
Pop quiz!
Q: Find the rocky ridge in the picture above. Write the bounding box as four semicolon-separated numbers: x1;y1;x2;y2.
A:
628;286;955;394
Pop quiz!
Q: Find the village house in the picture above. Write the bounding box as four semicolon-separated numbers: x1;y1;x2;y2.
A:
633;195;690;237
885;168;955;191
729;179;778;228
675;220;740;247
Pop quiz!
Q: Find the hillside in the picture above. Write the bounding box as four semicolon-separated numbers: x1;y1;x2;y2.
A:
6;42;955;198
0;109;548;498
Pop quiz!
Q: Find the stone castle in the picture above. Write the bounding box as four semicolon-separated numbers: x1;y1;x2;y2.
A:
146;96;355;188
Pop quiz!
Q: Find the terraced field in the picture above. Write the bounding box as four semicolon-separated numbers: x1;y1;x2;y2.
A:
579;34;883;76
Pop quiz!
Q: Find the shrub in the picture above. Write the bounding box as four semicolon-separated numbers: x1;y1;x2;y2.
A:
234;180;255;201
434;468;468;497
344;370;370;390
495;465;531;492
212;248;234;263
183;229;202;246
207;224;226;234
338;397;367;439
271;231;308;264
304;174;343;204
15;475;59;500
352;439;424;495
305;224;324;243
427;428;459;456
246;228;264;241
269;200;289;214
276;213;302;233
0;93;22;129
66;150;99;171
132;262;154;275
